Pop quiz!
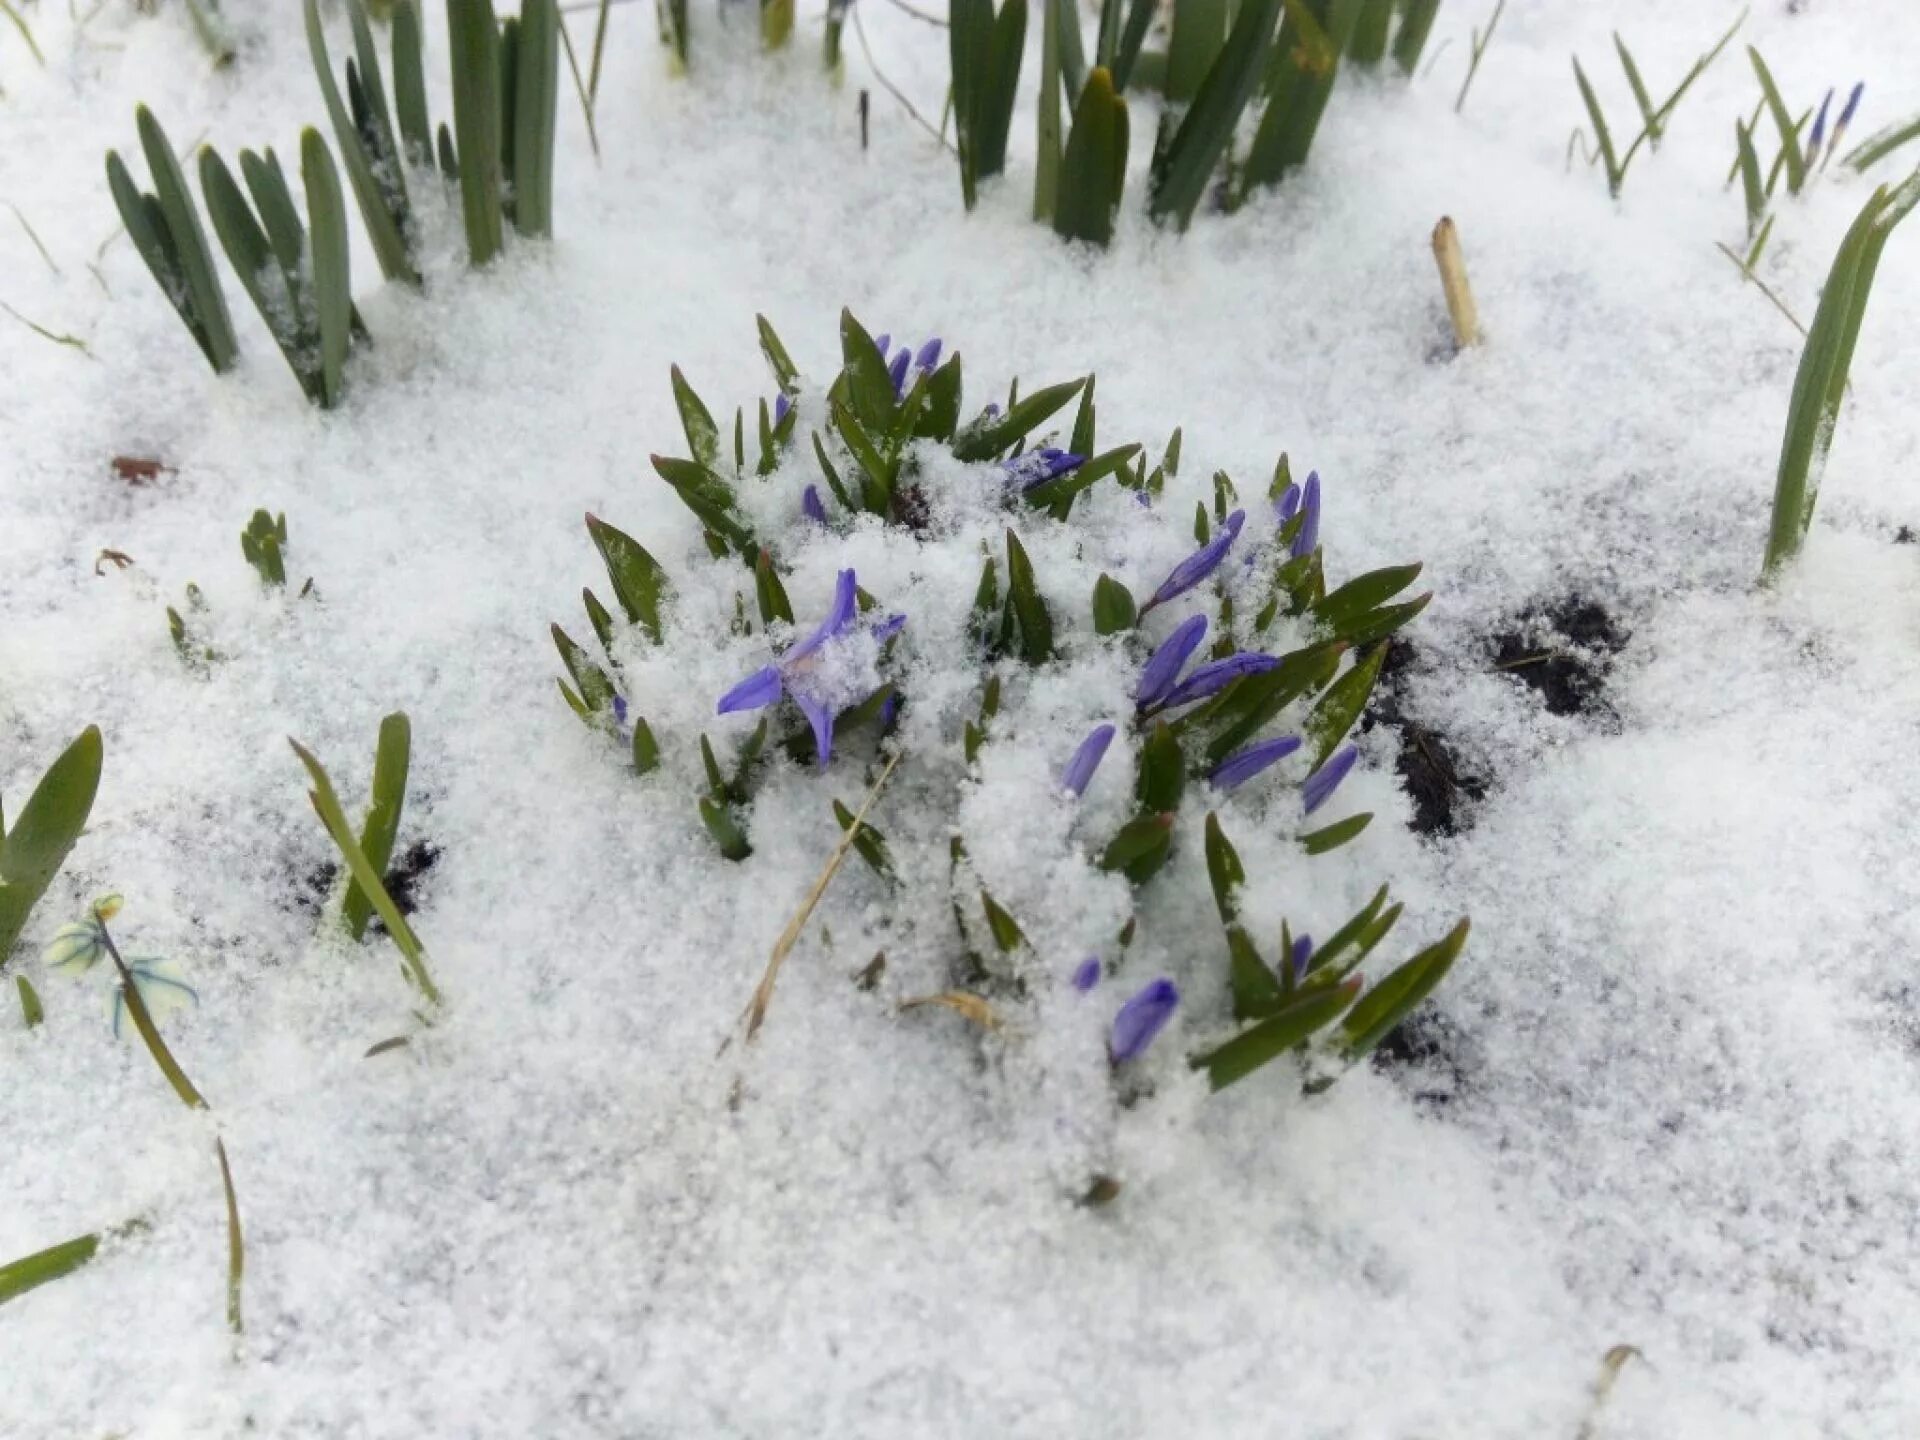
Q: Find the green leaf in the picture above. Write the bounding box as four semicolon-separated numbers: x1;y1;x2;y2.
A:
1302;642;1384;767
754;549;794;626
290;737;440;1003
1111;0;1155;89
834;799;894;879
1054;66;1129;247
1026;443;1142;510
916;354;964;441
698;797;753;861
838;309;897;437
0;727;102;969
1735;119;1766;238
1614;35;1658;144
670;365;723;473
342;712;411;942
393;0;433;165
0;1228;106;1308
1092;572;1136;634
1313;563;1421;633
511;0;559;236
551;623;616;712
1201;640;1345;762
585;513;669;643
980;889;1027;951
1843;112;1920;173
1301;811;1371;854
304;0;418;283
1340;918;1468;1059
1098;812;1173;883
632;715;660;773
1390;0;1439;75
979;0;1029;181
1570;57;1622;194
812;431;855;511
1345;0;1391;65
1149;0;1280;228
1202;811;1243;923
651;454;755;552
1225;923;1284;1020
1748;47;1806;197
15;973;42;1028
1034;0;1064;223
953;377;1087;461
1339;593;1431;649
301;128;353;409
1166;0;1229;101
238;149;307;278
200;147;319;400
757;313;799;393
583;588;615;655
107;150;208;366
447;0;505;265
1136;722;1185;814
1004;529;1054;665
1308;889;1400;982
1199;977;1359;1089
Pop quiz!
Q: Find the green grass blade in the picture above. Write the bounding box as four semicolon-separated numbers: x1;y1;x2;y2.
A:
347;0;406;197
0;1230;103;1307
1346;0;1392;66
1748;46;1805;196
135;107;237;369
1613;35;1658;146
1054;66;1128;245
585;513;669;642
200;148;321;401
978;0;1028;181
342;713;411;942
1166;0;1229;101
448;0;505;265
1112;0;1154;90
1843;112;1920;173
1390;0;1439;75
216;1138;244;1336
513;0;559;237
1735;119;1765;236
1570;58;1621;195
304;0;418;284
1198;979;1360;1090
0;727;103;968
1034;0;1064;222
1302;642;1385;767
950;0;988;207
1235;0;1360;200
1340;918;1468;1060
290;738;441;1004
1151;0;1281;227
393;0;434;166
239;149;307;277
302;129;352;408
107;150;216;367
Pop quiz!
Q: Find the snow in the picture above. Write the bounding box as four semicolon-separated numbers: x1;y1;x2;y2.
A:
6;0;1920;1434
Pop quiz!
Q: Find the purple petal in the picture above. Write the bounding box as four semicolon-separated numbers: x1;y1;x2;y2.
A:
1147;509;1245;609
787;568;859;665
1290;476;1320;559
1002;447;1086;491
1061;723;1116;797
1208;734;1303;791
888;348;911;396
1072;956;1101;993
774;392;793;427
1275;483;1301;524
870;612;906;643
1135;614;1208;706
1154;652;1280;711
717;665;783;715
802;484;828;525
873;332;891;357
612;693;630;727
915;337;943;372
1290;933;1313;982
1808;88;1833;157
982;402;1002;420
795;692;836;768
1839;81;1865;129
1110;978;1179;1063
1301;742;1359;815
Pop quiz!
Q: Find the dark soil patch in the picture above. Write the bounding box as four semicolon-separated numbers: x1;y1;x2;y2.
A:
294;839;440;925
1370;1008;1473;1110
1489;595;1628;718
1363;639;1489;838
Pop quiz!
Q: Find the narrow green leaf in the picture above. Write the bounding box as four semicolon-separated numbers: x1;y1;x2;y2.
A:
1749;47;1806;196
0;727;103;969
1136;721;1185;813
1054;65;1129;247
393;0;434;165
980;889;1025;950
1736;118;1766;237
304;0;418;282
1166;0;1229;102
586;513;669;642
757;313;799;393
698;797;753;861
1346;0;1392;66
301;129;353;409
1150;0;1280;228
671;365;723;473
1092;573;1137;634
834;799;894;879
130;108;237;369
1303;643;1384;767
551;623;616;712
1098;812;1173;882
1390;0;1439;75
15;974;43;1027
1301;811;1372;854
342;712;411;942
1571;57;1622;194
447;0;504;265
512;0;559;236
1340;918;1469;1059
953;377;1087;461
755;549;794;626
1004;528;1054;664
1202;811;1243;923
1198;978;1360;1090
1614;35;1659;145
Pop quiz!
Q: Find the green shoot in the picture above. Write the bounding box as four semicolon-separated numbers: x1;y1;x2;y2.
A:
1454;0;1503;114
0;727;103;970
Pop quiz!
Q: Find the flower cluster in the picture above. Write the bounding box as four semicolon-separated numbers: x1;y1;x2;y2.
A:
549;311;1467;1093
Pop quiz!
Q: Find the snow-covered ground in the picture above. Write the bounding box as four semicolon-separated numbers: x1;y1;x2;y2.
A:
5;0;1920;1434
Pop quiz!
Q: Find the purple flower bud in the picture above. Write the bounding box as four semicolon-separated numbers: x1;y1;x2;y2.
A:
774;392;793;427
881;692;900;726
1154;652;1280;711
871;612;907;643
915;337;943;372
1839;81;1865;130
1072;956;1101;992
1110;978;1179;1063
1133;488;1152;510
1002;447;1085;491
1301;742;1358;815
1808;88;1833;159
1291;474;1321;559
1276;483;1301;524
982;402;1002;420
802;484;827;524
1061;724;1116;797
1290;933;1312;982
1135;614;1208;706
1208;733;1302;790
888;347;911;396
873;332;891;357
1146;509;1245;610
612;693;630;728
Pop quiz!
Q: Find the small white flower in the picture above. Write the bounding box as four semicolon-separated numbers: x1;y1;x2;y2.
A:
110;959;199;1040
43;919;107;975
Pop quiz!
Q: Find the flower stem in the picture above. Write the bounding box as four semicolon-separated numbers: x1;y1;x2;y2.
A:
97;921;207;1110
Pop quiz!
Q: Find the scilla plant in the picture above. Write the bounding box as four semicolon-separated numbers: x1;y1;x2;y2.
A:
550;310;1466;1094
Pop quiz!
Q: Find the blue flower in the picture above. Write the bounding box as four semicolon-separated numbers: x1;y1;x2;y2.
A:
1808;88;1834;158
1143;510;1245;612
717;569;901;767
915;337;943;372
1110;978;1179;1063
1003;447;1085;491
111;958;198;1040
887;347;911;396
1061;724;1115;796
1152;652;1279;712
1839;81;1865;130
802;484;828;525
1135;614;1208;706
773;392;793;427
1290;932;1312;981
1291;473;1321;559
1208;734;1302;790
1301;742;1358;815
1072;956;1102;992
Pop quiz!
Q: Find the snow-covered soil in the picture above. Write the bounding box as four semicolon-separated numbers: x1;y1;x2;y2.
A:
5;0;1920;1434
